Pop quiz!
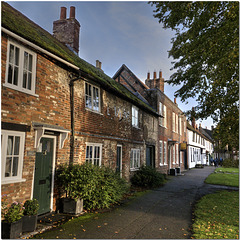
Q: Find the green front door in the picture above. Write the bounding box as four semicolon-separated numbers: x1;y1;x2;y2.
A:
33;137;54;215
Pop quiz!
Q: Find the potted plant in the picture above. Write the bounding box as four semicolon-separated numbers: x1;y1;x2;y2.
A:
56;164;83;215
22;199;39;232
1;199;24;239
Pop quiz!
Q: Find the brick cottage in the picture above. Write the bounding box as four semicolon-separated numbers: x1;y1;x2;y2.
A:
1;3;160;214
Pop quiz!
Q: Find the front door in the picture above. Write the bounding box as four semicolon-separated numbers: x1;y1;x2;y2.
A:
146;146;155;168
33;137;54;215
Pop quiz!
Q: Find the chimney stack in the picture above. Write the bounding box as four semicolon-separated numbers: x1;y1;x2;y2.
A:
53;6;80;55
96;60;103;71
145;70;164;92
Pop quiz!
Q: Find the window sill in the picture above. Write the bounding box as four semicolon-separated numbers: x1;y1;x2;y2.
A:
85;107;103;115
130;168;140;172
1;178;26;185
3;83;39;97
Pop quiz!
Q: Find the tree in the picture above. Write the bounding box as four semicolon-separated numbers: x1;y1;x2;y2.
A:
150;1;239;148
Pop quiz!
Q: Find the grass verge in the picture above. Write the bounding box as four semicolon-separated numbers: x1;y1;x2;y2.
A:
215;167;239;173
192;191;239;239
205;167;239;187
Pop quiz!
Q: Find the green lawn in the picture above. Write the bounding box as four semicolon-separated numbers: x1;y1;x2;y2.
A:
192;191;239;239
205;168;239;187
215;167;239;174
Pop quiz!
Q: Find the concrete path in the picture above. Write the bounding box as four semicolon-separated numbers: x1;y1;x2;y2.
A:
59;166;221;239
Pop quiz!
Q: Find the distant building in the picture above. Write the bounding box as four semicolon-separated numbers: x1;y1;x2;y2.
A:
113;65;188;175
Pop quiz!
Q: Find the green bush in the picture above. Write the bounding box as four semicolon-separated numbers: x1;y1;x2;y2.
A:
130;166;165;188
222;158;239;168
23;199;39;216
56;163;128;210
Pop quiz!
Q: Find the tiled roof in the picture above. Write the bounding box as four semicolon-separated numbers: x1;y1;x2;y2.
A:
1;2;158;115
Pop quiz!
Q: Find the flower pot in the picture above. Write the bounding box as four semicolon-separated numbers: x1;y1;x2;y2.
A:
2;219;22;239
62;198;83;215
22;215;38;232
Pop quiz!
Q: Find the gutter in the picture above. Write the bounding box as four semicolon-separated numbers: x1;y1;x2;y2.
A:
69;74;82;164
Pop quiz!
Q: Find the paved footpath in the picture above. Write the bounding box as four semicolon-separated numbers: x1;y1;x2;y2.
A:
34;166;238;239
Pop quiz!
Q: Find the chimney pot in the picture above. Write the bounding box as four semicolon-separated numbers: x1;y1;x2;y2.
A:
147;72;150;80
60;7;67;20
70;6;75;18
159;71;162;78
174;98;177;104
153;71;156;79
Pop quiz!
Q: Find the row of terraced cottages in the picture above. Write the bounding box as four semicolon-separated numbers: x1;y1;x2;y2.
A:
1;3;213;215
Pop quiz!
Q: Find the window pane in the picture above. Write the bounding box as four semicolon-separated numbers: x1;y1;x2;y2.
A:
28;54;33;71
15;47;19;66
12;157;19;176
27;72;32;90
7;136;14;155
8;65;13;84
24;52;28;70
14;136;20;155
9;44;14;64
13;66;18;85
23;70;27;88
5;157;12;177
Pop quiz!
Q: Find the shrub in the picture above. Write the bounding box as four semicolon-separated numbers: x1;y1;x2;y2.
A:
130;166;165;188
56;163;129;210
23;199;39;216
222;158;239;168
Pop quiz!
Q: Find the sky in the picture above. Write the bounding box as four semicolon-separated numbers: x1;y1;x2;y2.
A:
7;1;214;129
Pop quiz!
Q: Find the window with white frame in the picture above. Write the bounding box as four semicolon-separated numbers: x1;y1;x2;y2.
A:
173;145;175;164
179;117;182;135
85;82;100;112
159;102;163;126
172;112;175;132
85;143;102;166
176;114;178;133
180;151;183;163
164;141;167;164
176;144;179;165
130;149;140;170
5;41;37;95
1;130;25;183
159;102;163;116
159;141;163;165
132;106;139;128
184;121;186;133
163;105;167;128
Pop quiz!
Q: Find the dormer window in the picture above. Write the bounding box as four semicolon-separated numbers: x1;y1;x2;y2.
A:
4;40;37;96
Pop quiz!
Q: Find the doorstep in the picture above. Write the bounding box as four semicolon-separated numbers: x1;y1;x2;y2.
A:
20;212;82;239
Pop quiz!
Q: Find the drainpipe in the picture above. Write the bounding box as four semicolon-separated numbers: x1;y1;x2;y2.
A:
69;73;82;164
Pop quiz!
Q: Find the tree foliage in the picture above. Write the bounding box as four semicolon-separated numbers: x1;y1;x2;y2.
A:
150;1;239;148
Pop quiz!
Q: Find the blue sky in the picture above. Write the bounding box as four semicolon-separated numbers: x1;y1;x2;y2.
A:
7;1;214;129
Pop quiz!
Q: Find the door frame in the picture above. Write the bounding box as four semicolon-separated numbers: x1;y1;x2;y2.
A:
31;135;56;213
117;144;122;178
